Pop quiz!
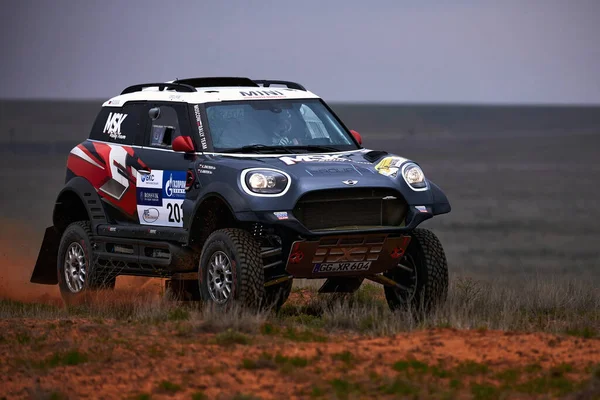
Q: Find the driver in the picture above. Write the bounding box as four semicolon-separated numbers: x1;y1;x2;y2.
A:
270;109;303;146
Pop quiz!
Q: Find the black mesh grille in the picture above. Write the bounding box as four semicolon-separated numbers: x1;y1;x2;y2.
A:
293;188;407;231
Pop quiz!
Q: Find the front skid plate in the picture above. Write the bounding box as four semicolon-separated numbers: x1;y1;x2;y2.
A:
286;234;411;278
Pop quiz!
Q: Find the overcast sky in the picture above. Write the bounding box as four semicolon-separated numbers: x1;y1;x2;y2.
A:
1;0;599;104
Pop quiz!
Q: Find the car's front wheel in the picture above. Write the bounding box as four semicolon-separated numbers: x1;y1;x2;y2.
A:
384;228;448;315
198;228;265;309
57;221;115;305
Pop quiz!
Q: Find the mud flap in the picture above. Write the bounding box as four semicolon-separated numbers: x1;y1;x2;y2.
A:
30;226;60;285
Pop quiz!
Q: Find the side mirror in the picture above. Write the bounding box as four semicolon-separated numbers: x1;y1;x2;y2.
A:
172;136;195;153
350;130;363;146
148;107;161;120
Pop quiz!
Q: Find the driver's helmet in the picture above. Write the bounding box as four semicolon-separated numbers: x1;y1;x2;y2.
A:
271;109;302;145
272;109;293;136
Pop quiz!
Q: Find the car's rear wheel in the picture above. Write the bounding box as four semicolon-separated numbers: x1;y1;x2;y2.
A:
198;229;265;309
57;222;115;305
384;228;448;315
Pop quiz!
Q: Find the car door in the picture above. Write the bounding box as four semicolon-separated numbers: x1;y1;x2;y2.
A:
133;102;196;229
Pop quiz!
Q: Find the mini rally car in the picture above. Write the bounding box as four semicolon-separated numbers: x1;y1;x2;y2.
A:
30;77;451;312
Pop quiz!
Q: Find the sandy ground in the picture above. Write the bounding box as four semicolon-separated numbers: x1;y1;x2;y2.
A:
0;320;598;399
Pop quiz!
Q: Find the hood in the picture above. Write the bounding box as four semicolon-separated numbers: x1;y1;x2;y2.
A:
207;149;408;179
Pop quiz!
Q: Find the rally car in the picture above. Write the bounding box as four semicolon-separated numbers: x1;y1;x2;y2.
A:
30;77;451;312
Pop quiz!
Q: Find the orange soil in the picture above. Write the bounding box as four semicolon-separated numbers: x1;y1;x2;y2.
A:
1;223;599;398
0;320;599;399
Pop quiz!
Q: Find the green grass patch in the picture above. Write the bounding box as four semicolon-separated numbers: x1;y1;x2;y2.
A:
494;368;520;384
32;350;89;369
310;385;326;398
329;378;360;399
213;329;252;346
260;323;279;335
565;326;597;338
16;332;31;345
331;351;355;366
131;394;151;400
167;308;191;321
516;373;576;396
190;392;208;400
471;383;499;400
379;377;419;396
449;379;462;389
157;380;182;393
392;359;429;373
455;360;489;375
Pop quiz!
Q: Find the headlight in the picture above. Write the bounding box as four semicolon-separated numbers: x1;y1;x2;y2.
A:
241;168;291;196
402;162;427;190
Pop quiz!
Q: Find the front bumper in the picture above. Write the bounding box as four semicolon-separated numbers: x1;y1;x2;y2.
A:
284;234;412;278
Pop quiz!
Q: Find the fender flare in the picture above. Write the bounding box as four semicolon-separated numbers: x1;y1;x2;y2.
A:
428;181;451;215
53;177;108;232
31;177;108;285
184;182;251;230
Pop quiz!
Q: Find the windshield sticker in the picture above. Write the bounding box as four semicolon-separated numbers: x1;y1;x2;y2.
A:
193;105;208;150
103;112;127;140
239;90;285;98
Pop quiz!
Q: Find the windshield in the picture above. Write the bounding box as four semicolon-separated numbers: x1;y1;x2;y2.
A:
203;99;358;152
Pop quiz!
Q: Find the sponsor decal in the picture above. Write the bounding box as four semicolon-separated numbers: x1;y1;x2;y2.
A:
280;154;370;165
312;262;372;273
142;208;159;223
274;211;288;220
240;90;284;98
163;171;187;199
197;164;215;175
374;156;408;177
136;170;187;227
193;105;208;150
103;112;128;140
415;205;428;213
307;167;356;175
138;189;162;206
137;170;163;188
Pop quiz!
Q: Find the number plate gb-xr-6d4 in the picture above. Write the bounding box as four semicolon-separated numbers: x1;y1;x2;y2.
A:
285;234;411;278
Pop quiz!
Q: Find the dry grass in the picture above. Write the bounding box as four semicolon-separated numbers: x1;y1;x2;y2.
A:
283;277;600;337
1;276;597;339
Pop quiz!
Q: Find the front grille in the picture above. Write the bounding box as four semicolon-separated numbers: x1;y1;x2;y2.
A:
293;188;407;231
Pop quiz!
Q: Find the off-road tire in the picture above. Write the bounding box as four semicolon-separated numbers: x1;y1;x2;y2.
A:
384;228;448;314
57;221;115;306
198;228;265;309
264;279;293;311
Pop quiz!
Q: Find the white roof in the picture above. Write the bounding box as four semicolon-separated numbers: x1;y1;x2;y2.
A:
102;85;321;107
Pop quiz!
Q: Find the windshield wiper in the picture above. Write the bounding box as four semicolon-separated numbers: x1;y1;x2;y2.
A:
284;145;341;153
220;144;295;154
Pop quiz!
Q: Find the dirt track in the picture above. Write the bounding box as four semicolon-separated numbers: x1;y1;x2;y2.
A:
0;318;598;399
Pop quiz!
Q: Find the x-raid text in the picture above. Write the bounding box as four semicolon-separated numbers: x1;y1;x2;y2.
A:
104;113;128;140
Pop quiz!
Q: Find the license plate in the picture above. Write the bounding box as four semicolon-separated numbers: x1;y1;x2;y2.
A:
312;262;372;273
